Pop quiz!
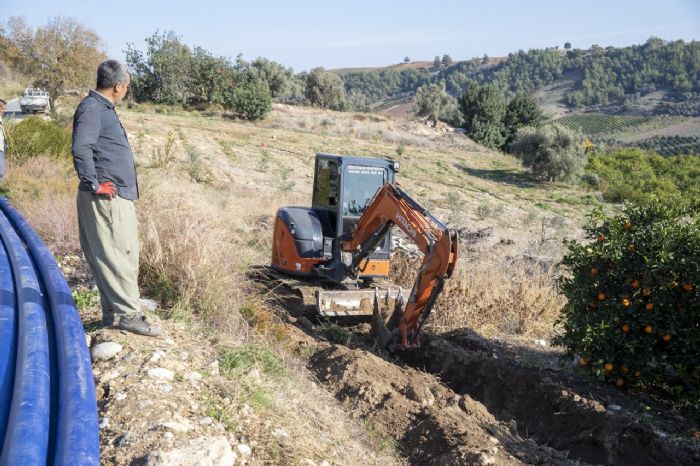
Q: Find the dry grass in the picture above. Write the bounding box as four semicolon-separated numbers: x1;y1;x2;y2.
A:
0;157;80;256
137;173;249;336
390;250;564;339
432;256;564;338
15;194;80;256
263;104;480;151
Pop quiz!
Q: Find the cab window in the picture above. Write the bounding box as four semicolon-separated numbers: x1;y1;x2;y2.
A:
342;165;387;216
312;158;339;209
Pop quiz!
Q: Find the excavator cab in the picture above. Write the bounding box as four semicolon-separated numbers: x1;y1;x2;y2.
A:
272;154;399;282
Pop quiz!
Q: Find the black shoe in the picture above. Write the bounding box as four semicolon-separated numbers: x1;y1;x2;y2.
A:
117;314;162;337
102;312;115;327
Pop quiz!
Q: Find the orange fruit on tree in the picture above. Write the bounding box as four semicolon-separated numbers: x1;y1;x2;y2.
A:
621;365;629;374
631;279;640;288
615;378;625;387
597;234;605;242
662;334;672;342
597;292;606;301
670;280;679;288
590;267;599;276
622;298;630;307
683;283;694;292
621;324;630;333
643;287;651;296
579;357;588;367
624;222;633;231
645;302;654;311
604;363;614;372
644;325;653;334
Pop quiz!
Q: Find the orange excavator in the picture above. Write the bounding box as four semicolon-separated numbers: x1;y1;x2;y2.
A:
271;153;458;349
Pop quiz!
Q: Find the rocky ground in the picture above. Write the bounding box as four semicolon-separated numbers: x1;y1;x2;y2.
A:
85;307;255;466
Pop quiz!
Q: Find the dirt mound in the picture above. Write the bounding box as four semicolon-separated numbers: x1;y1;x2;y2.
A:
309;343;578;465
400;333;700;466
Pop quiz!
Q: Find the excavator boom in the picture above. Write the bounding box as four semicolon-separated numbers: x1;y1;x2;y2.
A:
319;183;458;349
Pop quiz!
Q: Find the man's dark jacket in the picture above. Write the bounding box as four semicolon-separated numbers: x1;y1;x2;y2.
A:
71;90;138;200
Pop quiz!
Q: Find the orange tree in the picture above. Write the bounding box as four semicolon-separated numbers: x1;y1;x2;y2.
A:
553;201;700;408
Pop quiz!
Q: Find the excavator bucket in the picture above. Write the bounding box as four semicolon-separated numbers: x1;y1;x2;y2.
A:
316;287;410;318
371;288;404;349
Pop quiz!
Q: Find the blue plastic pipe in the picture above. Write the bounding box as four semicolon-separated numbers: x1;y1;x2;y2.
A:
0;198;99;466
0;210;51;466
0;232;16;447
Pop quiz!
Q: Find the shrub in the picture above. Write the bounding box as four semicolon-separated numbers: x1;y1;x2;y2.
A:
587;148;700;207
510;124;585;182
225;80;272;121
554;202;700;409
581;172;600;188
4;117;71;163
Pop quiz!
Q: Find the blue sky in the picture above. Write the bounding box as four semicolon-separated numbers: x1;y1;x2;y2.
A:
4;0;700;71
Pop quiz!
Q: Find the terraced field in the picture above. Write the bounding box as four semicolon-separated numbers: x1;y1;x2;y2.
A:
554;114;652;135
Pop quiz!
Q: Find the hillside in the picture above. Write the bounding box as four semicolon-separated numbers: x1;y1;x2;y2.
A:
2;97;699;464
339;39;700;116
337;40;700;154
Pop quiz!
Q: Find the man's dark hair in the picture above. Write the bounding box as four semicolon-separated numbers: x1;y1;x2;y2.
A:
96;60;130;89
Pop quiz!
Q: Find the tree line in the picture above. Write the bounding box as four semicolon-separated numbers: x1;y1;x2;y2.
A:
342;38;700;114
0;19;351;120
3;16;697;125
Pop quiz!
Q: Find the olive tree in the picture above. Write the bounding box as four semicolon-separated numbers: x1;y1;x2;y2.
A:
412;82;457;126
302;67;346;110
510;124;586;182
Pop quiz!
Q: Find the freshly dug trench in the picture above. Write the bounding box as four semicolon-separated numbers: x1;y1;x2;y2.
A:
308;343;582;465
400;334;700;466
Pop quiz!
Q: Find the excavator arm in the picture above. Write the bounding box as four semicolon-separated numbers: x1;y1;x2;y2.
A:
342;183;458;349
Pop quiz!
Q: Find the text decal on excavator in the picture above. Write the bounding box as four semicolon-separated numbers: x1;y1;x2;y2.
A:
395;213;417;239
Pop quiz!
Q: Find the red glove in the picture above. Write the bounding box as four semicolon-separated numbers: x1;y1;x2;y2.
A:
93;181;117;199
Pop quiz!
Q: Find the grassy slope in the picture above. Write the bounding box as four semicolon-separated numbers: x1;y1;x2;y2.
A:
123;103;601;234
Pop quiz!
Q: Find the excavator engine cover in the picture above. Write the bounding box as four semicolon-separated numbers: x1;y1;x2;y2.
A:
271;207;327;275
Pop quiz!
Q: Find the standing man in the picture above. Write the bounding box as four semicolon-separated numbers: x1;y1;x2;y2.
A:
71;59;160;336
0;98;7;180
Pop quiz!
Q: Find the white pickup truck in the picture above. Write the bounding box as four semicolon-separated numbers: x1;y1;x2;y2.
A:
19;88;51;114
